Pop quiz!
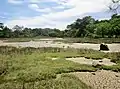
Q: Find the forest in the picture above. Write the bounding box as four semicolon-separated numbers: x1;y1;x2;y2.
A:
0;14;120;38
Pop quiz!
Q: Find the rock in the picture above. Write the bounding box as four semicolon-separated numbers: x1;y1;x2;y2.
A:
100;43;109;51
52;58;58;60
91;73;96;75
99;60;103;62
115;74;120;77
92;61;102;67
115;75;119;77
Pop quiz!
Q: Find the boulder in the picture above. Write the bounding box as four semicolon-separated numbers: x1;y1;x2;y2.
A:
100;43;109;51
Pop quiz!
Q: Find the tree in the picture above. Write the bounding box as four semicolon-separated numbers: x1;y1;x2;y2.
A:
13;25;24;31
110;14;120;37
66;16;95;37
0;23;12;38
0;23;4;29
109;0;120;14
86;24;96;37
22;28;33;37
95;21;112;38
12;25;24;37
2;26;12;38
0;23;4;37
0;14;120;38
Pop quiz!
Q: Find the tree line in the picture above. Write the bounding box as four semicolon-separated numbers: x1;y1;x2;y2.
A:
65;14;120;38
0;24;64;38
0;14;120;38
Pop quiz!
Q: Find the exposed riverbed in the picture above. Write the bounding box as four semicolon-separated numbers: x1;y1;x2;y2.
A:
0;40;120;52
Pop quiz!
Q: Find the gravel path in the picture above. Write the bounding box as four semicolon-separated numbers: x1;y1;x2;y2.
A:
71;70;120;89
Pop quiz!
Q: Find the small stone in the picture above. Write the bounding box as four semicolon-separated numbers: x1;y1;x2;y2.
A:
91;73;96;75
118;80;120;83
115;75;119;77
99;60;103;63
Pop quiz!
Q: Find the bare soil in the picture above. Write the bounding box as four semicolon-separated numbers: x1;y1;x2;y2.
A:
71;70;120;89
0;40;120;52
66;57;116;66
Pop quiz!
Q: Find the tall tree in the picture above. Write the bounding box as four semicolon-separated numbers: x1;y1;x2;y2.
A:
110;14;120;37
95;21;112;38
13;25;24;31
66;16;95;37
0;23;4;29
2;26;12;38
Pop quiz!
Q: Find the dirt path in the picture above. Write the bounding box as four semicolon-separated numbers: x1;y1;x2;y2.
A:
71;70;120;89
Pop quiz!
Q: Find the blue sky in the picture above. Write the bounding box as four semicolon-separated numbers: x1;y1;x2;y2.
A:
0;0;113;30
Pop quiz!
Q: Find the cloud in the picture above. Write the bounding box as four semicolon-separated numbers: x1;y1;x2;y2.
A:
6;0;112;30
29;4;39;9
28;4;51;13
8;0;23;4
29;0;41;3
28;4;39;11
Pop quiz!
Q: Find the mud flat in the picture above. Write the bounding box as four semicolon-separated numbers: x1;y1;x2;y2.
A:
71;70;120;89
66;57;116;66
0;40;120;52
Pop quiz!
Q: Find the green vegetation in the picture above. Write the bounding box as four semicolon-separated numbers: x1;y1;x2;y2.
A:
65;14;120;38
0;0;119;88
99;65;120;72
1;37;120;43
0;14;120;39
0;74;92;89
97;52;120;72
58;38;120;44
0;46;120;88
0;46;97;89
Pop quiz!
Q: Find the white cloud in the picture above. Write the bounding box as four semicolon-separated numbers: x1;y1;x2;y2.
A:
28;4;39;9
8;0;23;4
28;4;51;13
29;0;41;3
54;6;65;9
6;0;112;30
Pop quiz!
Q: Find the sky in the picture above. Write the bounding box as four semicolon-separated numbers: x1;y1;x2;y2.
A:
0;0;113;30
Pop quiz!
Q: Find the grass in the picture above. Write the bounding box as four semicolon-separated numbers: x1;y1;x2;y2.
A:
58;37;120;44
0;46;107;59
0;38;35;42
0;37;45;42
0;46;120;89
1;37;120;43
107;52;120;64
99;65;120;72
0;46;96;89
0;37;59;42
0;74;92;89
